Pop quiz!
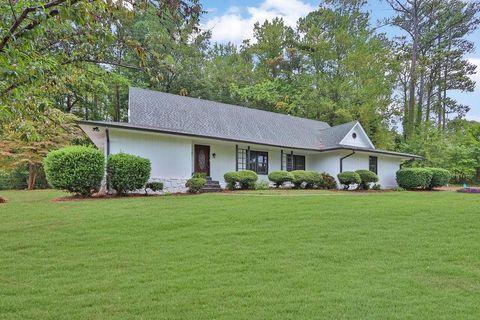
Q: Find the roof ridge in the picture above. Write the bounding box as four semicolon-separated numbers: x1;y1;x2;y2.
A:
129;87;330;127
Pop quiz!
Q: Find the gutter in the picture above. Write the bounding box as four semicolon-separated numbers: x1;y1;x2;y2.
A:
340;150;355;173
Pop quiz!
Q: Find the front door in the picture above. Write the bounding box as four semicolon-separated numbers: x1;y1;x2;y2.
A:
194;145;210;176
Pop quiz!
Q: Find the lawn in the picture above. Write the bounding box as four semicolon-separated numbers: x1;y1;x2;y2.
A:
0;189;479;319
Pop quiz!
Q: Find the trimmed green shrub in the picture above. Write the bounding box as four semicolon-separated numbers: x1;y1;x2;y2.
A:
223;170;258;190
426;168;451;189
290;170;323;189
337;171;361;190
224;171;239;190
107;153;151;195
192;172;207;179
44;146;104;196
185;177;206;193
236;170;258;189
268;171;294;188
319;172;337;189
396;168;433;190
355;170;379;190
145;182;163;194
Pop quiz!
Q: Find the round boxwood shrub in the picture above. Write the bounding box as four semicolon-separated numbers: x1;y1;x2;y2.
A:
224;171;239;190
291;170;307;188
107;153;151;195
396;168;433;190
236;170;258;189
426;168;451;189
337;171;361;190
223;170;258;190
355;170;379;190
319;172;337;189
44;146;104;196
185;177;206;193
268;171;294;188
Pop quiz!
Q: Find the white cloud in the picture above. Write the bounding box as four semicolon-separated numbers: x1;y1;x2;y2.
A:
202;0;315;43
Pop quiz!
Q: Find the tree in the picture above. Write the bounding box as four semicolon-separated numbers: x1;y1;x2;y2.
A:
0;107;80;190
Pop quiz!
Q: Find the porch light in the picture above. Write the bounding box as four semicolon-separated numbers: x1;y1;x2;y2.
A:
212;153;216;158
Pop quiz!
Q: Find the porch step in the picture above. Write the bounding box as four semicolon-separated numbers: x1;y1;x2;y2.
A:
201;178;222;193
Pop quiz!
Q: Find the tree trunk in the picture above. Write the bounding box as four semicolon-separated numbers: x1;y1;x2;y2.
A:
27;164;37;191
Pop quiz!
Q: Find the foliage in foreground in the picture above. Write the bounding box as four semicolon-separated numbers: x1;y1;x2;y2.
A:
107;153;151;195
44;146;104;196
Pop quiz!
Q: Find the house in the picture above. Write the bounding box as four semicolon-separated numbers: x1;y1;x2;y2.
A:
79;87;421;192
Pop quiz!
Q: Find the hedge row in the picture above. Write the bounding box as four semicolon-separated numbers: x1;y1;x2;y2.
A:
396;167;451;190
267;170;337;189
45;146;156;196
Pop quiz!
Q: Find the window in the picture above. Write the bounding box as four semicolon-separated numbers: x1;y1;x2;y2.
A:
352;132;357;139
248;151;269;174
369;156;378;174
286;154;306;171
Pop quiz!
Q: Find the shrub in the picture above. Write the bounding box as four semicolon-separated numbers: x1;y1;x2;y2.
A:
319;172;337;189
391;186;405;192
223;170;258;190
107;153;151;195
268;171;294;188
254;181;270;190
224;171;239;190
355;170;379;190
426;168;451;189
44;146;104;196
236;170;258;189
337;171;361;190
185;177;206;193
396;168;433;190
145;182;163;194
290;170;324;189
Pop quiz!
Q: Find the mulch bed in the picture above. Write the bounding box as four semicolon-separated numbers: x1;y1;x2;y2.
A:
0;196;7;204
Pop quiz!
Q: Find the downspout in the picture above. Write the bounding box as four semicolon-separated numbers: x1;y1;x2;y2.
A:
340;150;355;173
105;128;110;193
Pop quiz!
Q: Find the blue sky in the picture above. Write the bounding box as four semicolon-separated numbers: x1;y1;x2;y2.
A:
200;0;480;121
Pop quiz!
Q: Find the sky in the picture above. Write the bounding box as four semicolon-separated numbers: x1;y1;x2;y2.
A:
200;0;480;121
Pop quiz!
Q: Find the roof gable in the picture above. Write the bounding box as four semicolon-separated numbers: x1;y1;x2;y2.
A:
339;122;375;149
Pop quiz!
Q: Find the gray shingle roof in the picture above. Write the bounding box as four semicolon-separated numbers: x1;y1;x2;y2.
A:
128;87;340;150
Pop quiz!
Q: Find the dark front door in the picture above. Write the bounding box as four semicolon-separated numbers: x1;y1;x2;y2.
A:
194;145;210;176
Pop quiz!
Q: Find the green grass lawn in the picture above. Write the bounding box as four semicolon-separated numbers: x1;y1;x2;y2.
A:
1;189;479;319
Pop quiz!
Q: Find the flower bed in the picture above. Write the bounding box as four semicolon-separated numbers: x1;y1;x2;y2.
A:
457;188;480;194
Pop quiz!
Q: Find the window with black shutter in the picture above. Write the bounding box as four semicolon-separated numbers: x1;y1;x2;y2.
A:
369;156;378;174
286;154;306;171
248;151;269;174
